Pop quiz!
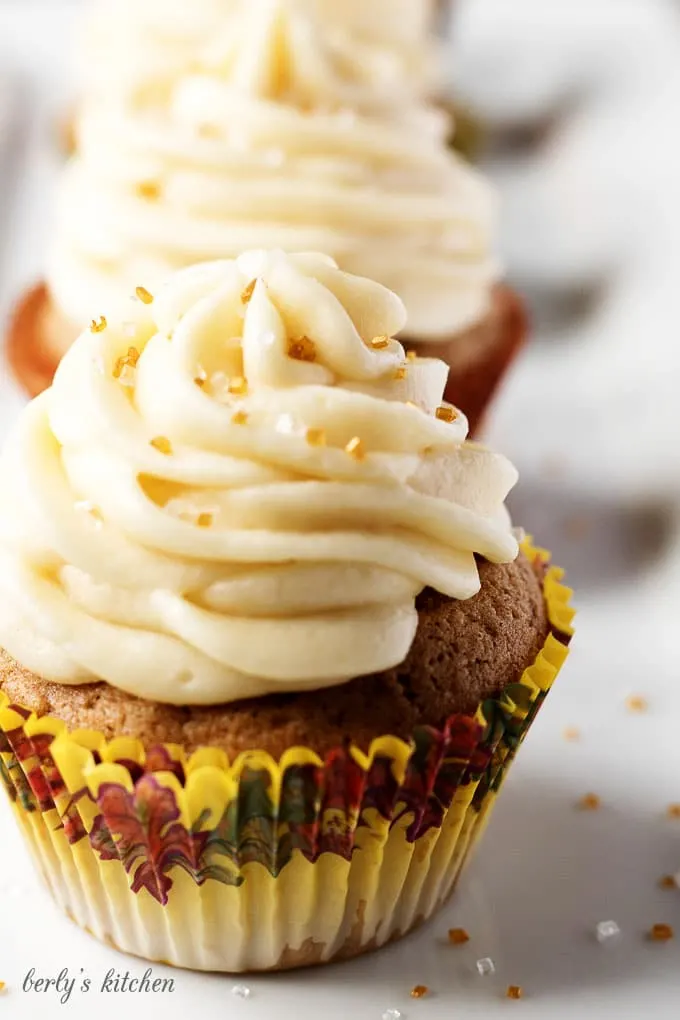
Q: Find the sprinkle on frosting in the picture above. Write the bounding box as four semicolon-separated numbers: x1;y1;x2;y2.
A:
228;376;248;396
287;336;317;363
241;279;257;305
345;437;366;461
394;367;407;381
90;316;107;333
0;251;519;706
306;428;327;447
370;336;390;350
150;437;172;455
137;180;160;201
436;406;457;423
113;345;140;379
135;285;154;305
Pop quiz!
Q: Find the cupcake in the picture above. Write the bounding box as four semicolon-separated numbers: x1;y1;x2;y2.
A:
10;0;525;433
0;250;571;972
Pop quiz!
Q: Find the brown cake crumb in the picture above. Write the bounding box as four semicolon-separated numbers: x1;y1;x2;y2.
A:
0;555;551;759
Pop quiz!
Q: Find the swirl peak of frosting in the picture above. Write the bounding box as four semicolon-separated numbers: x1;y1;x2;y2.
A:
1;253;518;704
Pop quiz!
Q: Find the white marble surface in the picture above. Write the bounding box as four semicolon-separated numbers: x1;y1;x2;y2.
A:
2;2;680;1018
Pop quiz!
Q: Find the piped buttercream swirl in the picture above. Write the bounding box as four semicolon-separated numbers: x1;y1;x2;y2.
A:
0;252;517;704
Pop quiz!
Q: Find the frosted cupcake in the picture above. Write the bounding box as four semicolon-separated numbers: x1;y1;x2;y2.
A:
0;250;571;972
10;0;525;432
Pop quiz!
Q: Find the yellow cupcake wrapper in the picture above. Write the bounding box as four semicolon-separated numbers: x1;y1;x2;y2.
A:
0;539;573;972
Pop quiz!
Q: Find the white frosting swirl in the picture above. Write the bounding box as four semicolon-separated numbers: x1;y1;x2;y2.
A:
50;0;498;342
0;252;518;705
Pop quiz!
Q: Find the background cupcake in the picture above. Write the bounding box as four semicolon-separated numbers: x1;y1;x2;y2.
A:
0;250;571;972
9;0;525;433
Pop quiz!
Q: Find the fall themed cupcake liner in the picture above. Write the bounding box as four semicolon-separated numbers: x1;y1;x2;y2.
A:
0;542;573;973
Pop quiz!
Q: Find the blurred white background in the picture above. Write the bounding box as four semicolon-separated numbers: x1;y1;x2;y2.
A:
2;3;680;1018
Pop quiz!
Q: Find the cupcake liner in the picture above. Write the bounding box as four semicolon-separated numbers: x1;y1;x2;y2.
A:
0;541;573;972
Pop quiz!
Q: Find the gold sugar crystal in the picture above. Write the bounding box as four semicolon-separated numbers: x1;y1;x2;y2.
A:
448;928;470;945
659;875;677;890
410;986;428;999
578;793;601;811
394;366;407;381
231;410;249;426
113;346;140;379
135;286;154;305
435;405;457;423
150;437;172;455
626;695;648;713
137;180;160;200
345;437;365;460
649;924;674;942
406;350;417;361
197;512;214;528
306;428;327;447
287;336;317;363
241;279;257;304
228;376;248;396
506;986;523;1000
667;804;680;819
370;335;390;350
90;316;107;333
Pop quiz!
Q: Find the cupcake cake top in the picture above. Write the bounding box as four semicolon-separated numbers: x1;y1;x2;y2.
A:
50;0;498;341
0;252;518;705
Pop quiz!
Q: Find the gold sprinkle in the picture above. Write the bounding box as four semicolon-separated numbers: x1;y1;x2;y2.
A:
241;279;257;304
194;376;206;388
150;436;172;456
394;366;407;381
135;286;154;305
306;428;327;447
198;122;220;138
406;350;417;361
506;986;523;1000
197;512;214;528
626;695;648;713
667;804;680;819
448;928;470;945
90;316;107;333
649;923;674;942
137;180;160;200
435;405;457;423
113;346;140;379
370;335;390;350
231;410;249;426
410;985;429;999
287;336;317;363
578;793;601;811
659;875;677;890
228;376;248;396
563;727;580;742
345;436;365;460
0;981;5;993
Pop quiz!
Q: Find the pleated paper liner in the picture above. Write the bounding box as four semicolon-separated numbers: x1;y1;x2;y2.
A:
6;281;526;437
0;542;573;973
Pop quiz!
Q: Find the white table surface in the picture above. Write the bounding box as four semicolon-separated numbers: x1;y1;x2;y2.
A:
2;2;680;1018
